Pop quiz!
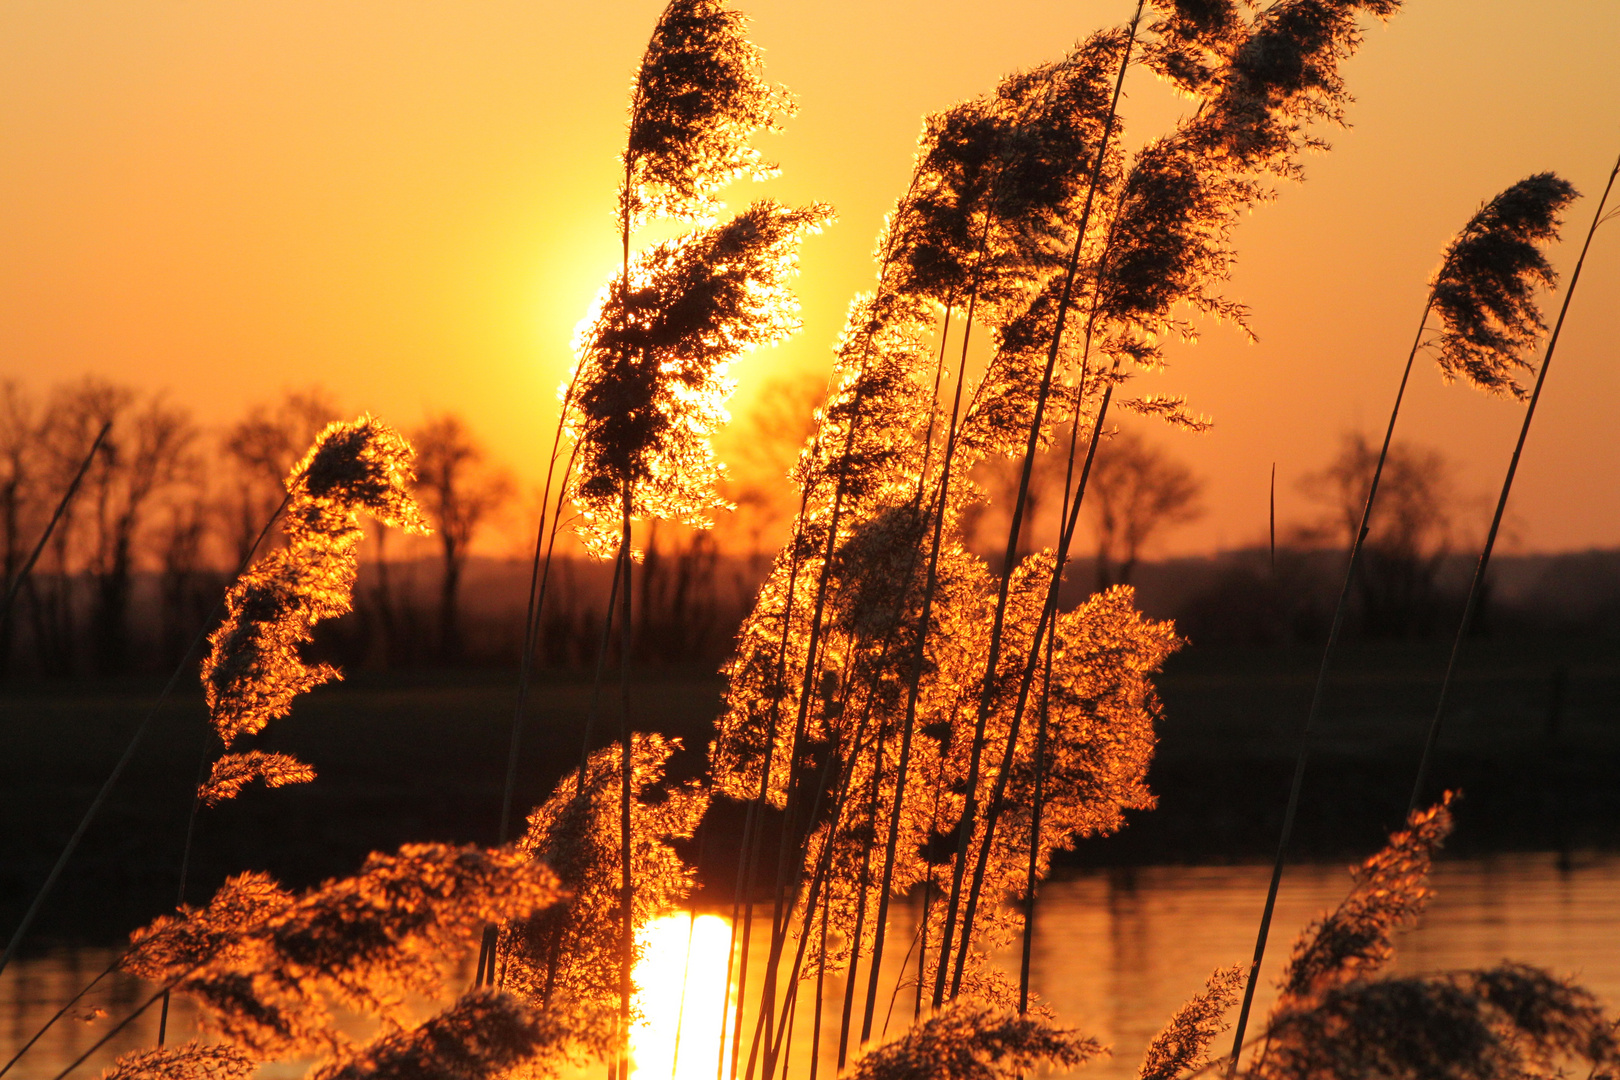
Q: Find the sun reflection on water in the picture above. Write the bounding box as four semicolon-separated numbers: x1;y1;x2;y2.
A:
631;913;735;1080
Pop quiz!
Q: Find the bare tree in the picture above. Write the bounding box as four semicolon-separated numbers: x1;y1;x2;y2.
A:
38;379;197;674
412;414;513;661
221;388;342;564
156;475;216;667
1299;432;1459;637
0;382;45;672
1086;428;1205;590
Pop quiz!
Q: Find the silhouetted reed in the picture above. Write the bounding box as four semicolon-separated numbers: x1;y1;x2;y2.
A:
1227;170;1579;1065
1408;150;1620;815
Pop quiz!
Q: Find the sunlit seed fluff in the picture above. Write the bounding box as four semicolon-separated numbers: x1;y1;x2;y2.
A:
499;735;708;1058
99;1041;257;1080
122;844;562;1060
1279;792;1455;1002
1429;172;1579;399
198;751;317;807
843;1002;1102;1080
200;415;430;749
308;990;567;1080
622;0;794;227
567;200;831;557
1137;965;1246;1080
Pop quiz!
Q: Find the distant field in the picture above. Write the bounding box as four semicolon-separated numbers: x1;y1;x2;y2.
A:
2;634;1616;948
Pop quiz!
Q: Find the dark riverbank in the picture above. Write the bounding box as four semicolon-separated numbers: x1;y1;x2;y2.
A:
2;632;1615;950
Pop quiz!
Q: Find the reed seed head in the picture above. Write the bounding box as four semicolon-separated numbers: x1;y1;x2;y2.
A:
1430;172;1580;398
622;0;793;226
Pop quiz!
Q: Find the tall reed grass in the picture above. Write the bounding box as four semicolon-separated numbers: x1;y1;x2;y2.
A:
7;3;1619;1080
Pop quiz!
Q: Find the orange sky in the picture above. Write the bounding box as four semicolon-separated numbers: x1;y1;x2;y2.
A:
3;0;1617;558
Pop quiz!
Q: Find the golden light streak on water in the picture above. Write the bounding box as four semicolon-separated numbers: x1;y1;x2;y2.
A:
630;913;735;1080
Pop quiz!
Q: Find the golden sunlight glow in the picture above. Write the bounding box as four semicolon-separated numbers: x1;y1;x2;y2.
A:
631;913;735;1080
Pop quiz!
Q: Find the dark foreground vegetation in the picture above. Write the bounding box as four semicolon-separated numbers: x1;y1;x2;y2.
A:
6;630;1614;951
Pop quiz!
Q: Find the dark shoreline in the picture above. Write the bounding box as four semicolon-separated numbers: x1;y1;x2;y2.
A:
3;633;1615;950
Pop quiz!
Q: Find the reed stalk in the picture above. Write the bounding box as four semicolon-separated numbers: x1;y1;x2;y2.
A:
934;4;1142;1003
1406;150;1619;816
0;420;109;628
1228;166;1585;1070
617;489;635;1080
1223;298;1435;1075
0;490;288;982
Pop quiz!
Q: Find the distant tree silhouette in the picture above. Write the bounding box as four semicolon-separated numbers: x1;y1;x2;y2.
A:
412;414;513;661
41;379;197;675
1086;428;1204;589
1300;432;1460;637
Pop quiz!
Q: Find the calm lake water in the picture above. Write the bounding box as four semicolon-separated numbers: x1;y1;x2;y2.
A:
4;853;1615;1079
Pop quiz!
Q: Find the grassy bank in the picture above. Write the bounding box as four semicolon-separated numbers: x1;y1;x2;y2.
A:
3;632;1615;949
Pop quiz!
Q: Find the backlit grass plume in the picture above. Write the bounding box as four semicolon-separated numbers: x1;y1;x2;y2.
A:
197;751;317;808
123;843;559;1060
1137;965;1245;1080
1279;793;1454;1002
99;1042;256;1080
621;0;792;228
202;416;428;750
308;990;569;1080
568;200;830;555
1254;965;1619;1080
843;1002;1102;1080
498;735;708;1059
1232;801;1620;1080
1429;173;1579;398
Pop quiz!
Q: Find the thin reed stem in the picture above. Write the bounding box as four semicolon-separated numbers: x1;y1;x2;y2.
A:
671;909;697;1080
576;553;626;786
157;731;216;1044
1017;617;1057;1013
835;721;885;1069
1226;295;1438;1073
1269;463;1277;573
0;491;289;981
808;893;829;1080
935;5;1141;1001
1406;150;1620;817
0;420;109;628
0;950;123;1077
618;485;635;1080
858;293;972;1043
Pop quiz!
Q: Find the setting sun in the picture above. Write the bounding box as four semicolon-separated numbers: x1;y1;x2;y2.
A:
631;913;736;1080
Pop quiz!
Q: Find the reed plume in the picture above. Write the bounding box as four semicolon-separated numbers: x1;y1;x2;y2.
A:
621;0;791;228
568;200;831;556
308;990;570;1080
1279;794;1453;1002
200;415;428;797
1231;801;1620;1080
99;1042;256;1080
1429;173;1580;398
842;1002;1102;1080
1137;965;1245;1080
197;751;316;808
499;735;709;1059
1254;964;1618;1080
123;843;560;1060
1408;151;1618;817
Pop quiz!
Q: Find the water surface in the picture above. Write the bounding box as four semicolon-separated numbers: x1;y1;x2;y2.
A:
4;853;1614;1079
